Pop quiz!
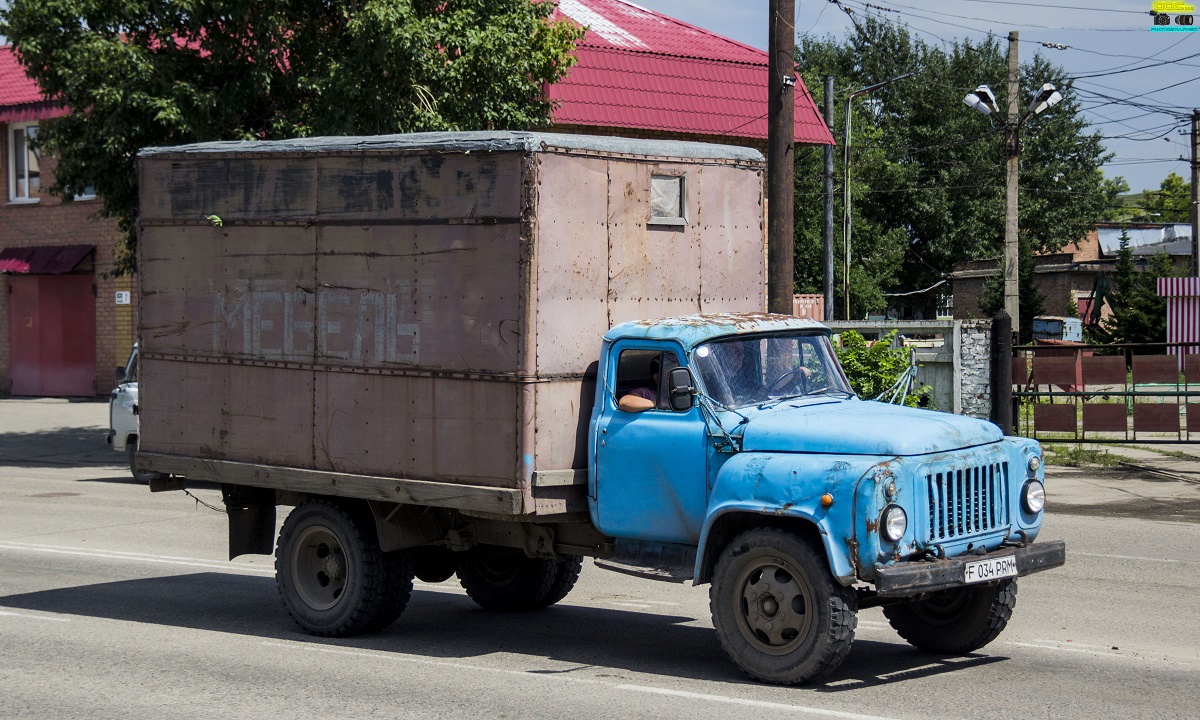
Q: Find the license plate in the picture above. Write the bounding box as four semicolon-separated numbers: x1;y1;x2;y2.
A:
963;555;1018;584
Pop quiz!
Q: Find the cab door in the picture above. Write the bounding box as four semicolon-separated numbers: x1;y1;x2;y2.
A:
593;342;709;544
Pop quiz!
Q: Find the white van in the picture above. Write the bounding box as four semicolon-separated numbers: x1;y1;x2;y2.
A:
107;345;164;483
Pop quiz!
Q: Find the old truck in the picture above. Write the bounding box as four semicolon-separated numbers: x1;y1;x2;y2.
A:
134;131;1064;685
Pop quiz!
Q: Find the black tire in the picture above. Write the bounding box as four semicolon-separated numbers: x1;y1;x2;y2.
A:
535;555;584;608
710;528;857;685
456;545;557;612
363;549;417;632
412;546;459;583
128;439;166;485
275;500;414;637
883;578;1017;654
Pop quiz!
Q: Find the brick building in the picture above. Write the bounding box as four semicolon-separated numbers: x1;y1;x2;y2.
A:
0;0;831;396
0;48;134;397
950;222;1194;322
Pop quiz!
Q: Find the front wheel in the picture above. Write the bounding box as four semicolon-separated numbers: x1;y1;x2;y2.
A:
883;578;1017;654
710;529;857;685
276;500;414;637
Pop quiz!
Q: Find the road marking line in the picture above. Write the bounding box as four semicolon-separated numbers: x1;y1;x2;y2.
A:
0;610;70;622
0;541;274;575
1073;552;1194;565
262;641;903;720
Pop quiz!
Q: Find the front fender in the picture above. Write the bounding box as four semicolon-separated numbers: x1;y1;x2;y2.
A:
695;501;857;584
696;452;888;586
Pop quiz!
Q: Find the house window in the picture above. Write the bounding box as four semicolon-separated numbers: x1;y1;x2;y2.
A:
9;123;41;202
649;174;687;226
74;186;97;201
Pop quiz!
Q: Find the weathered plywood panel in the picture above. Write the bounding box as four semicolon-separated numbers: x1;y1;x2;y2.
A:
534;153;610;375
697;164;766;312
314;153;524;222
607;161;703;325
140;152;524;224
140;360;314;467
533;377;597;471
313;372;519;487
140;157;318;223
314;224;523;373
140;225;317;361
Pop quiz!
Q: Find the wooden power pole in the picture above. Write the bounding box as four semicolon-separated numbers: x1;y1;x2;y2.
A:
1003;31;1021;331
767;0;796;315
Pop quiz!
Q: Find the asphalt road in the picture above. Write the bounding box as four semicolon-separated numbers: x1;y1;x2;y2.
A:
2;399;1199;720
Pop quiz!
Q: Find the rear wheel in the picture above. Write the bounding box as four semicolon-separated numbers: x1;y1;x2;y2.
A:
276;500;414;636
710;528;857;685
412;546;459;583
535;555;584;608
457;545;557;612
883;578;1017;654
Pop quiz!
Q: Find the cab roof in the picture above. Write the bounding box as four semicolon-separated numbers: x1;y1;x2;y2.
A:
605;313;830;350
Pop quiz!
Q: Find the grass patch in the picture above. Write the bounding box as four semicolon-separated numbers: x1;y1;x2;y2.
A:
1112;444;1200;461
1043;444;1137;468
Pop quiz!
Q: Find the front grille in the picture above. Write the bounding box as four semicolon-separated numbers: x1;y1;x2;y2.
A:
927;462;1008;541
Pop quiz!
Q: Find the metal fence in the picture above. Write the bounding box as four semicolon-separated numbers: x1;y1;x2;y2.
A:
1012;342;1200;444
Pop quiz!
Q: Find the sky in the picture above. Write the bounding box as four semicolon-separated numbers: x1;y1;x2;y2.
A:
630;0;1197;194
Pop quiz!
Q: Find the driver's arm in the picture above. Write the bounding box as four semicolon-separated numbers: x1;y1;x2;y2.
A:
618;393;655;412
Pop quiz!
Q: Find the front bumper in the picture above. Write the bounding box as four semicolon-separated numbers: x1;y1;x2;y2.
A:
873;540;1066;597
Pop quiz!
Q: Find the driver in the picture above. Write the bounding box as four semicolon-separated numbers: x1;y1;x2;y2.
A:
709;340;811;407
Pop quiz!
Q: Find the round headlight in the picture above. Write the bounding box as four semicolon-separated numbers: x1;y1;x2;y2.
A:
880;505;907;542
1028;455;1041;473
1023;480;1046;514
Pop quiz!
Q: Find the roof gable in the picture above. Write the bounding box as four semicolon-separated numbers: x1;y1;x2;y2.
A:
552;0;834;145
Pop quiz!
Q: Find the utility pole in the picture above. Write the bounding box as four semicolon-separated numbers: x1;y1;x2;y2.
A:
1191;109;1198;276
823;75;835;320
767;0;796;315
1003;31;1021;331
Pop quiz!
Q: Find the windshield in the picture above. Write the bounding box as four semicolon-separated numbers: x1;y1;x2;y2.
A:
691;333;854;409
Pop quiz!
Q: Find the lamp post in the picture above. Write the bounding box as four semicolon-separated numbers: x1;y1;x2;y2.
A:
842;72;914;320
963;31;1062;332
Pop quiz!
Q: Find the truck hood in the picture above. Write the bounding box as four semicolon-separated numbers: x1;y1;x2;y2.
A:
736;399;1003;456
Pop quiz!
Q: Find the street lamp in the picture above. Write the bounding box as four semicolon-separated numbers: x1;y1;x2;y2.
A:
963;32;1063;332
842;72;915;320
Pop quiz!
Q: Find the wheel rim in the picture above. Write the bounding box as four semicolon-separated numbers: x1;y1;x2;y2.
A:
912;587;975;626
473;550;522;587
291;524;350;611
732;554;815;656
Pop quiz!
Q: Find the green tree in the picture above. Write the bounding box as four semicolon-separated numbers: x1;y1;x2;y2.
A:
978;234;1046;344
1137;172;1193;223
794;19;1119;317
1099;229;1176;346
0;0;584;274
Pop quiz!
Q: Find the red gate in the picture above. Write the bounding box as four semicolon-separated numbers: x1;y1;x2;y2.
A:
9;274;96;396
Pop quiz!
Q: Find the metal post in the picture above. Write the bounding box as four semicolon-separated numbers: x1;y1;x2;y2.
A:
842;95;853;321
823;75;835;321
1003;31;1021;332
767;0;796;315
1191;109;1198;276
991;309;1014;435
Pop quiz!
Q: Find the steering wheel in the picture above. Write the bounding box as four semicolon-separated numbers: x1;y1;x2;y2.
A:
766;367;808;396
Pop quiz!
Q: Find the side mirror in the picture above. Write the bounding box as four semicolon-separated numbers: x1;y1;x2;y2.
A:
667;367;695;412
114;367;126;383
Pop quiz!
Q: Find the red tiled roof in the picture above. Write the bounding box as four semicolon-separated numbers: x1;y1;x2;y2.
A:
0;45;67;123
551;0;834;145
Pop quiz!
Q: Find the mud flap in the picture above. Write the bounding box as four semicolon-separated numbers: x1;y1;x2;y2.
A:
222;484;277;559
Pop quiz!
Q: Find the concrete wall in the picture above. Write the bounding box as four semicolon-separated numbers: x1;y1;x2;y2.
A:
826;319;992;420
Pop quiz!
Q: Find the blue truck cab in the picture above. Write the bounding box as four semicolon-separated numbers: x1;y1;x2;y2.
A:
588;312;1065;684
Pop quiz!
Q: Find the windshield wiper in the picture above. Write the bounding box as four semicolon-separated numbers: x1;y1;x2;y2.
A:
757;388;853;410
